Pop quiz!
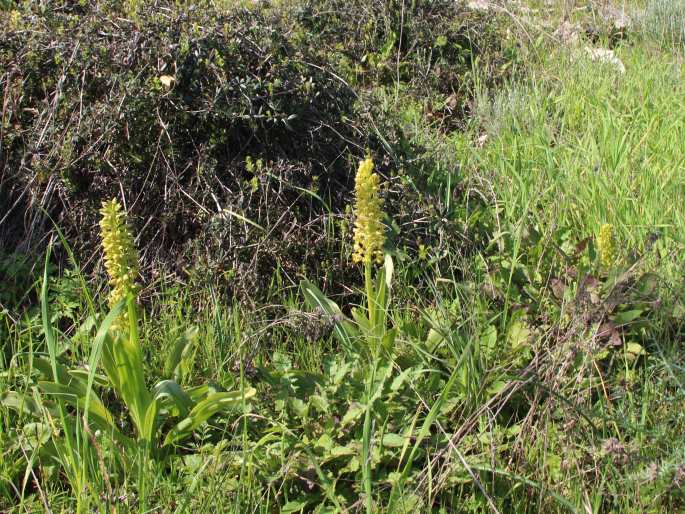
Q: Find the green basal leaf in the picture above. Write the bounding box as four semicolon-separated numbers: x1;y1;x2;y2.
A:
351;307;371;332
341;402;365;428
153;379;194;417
301;279;359;351
381;433;406;448
67;369;110;388
163;388;256;446
32;357;75;388
185;383;213;403
165;327;199;379
613;309;644;325
111;330;153;439
281;499;312;513
36;381;130;447
381;328;397;353
142;398;159;444
1;391;54;418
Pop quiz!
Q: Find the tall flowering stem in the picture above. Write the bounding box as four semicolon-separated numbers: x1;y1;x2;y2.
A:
352;157;385;266
352;157;386;335
597;223;616;269
99;198;140;328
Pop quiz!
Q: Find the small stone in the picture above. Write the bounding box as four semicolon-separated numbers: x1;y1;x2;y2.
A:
468;0;492;12
584;47;626;74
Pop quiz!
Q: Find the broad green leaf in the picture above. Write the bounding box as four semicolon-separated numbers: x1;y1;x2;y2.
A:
486;380;507;397
507;319;530;350
32;357;76;388
290;397;308;418
36;381;129;446
271;351;292;372
164;327;198;379
374;267;387;311
381;327;397;353
18;422;52;451
341;402;365;427
83;298;125;433
142;398;159;444
185;383;212;403
163;388;256;446
153;380;193;417
37;381;115;429
301;280;358;351
309;394;330;414
613;309;643;325
351;307;371;332
382;433;406;448
67;369;109;388
101;333;122;392
1;391;53;418
625;342;647;359
426;327;445;347
327;358;351;386
281;500;311;513
111;329;152;438
480;325;498;359
316;433;333;451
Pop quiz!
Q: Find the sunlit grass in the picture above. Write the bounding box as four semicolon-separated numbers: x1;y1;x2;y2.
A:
2;2;685;513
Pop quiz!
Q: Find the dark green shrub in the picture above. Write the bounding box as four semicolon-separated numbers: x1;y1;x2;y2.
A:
0;0;515;301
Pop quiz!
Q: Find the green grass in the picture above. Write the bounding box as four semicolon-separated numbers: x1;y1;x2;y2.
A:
638;0;685;51
470;43;685;254
2;2;685;513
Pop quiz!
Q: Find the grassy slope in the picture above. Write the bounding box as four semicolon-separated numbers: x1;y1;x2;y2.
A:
457;27;685;513
1;2;685;513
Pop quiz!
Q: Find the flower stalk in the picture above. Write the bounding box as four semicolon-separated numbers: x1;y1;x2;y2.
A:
597;223;616;268
352;157;387;346
99;198;140;327
352;157;385;266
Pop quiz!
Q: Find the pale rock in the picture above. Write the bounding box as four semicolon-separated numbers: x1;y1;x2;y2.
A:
584;47;626;74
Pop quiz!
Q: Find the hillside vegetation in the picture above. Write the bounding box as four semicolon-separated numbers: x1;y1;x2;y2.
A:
1;1;684;512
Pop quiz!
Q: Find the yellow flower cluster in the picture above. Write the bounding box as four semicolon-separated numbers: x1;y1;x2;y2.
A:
597;223;616;268
352;157;386;265
99;199;140;314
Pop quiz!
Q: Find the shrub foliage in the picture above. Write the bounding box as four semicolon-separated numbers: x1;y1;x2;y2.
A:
0;0;513;299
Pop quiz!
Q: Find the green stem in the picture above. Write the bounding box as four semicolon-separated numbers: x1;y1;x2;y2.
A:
364;262;376;353
362;359;377;514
